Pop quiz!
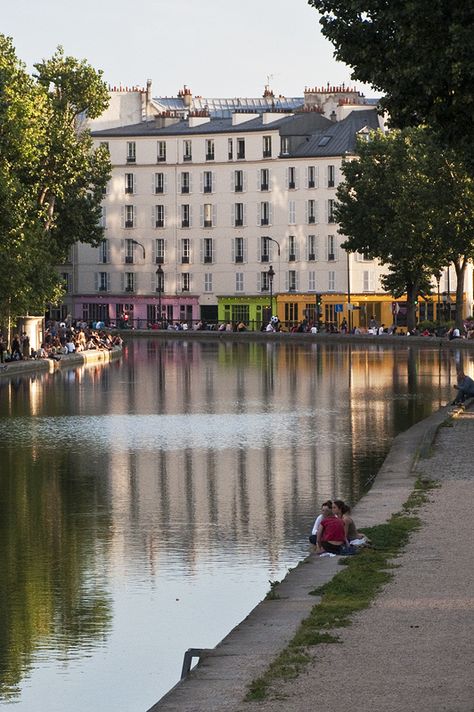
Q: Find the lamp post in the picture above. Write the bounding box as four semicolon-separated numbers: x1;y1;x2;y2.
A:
130;239;146;259
268;264;275;321
156;265;163;325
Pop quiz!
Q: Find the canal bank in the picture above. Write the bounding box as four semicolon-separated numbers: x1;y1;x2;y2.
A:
0;346;122;379
148;401;468;712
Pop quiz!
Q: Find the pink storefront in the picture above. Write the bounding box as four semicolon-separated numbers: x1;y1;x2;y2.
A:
70;295;200;328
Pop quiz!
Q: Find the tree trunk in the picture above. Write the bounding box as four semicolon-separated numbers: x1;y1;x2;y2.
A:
453;258;467;329
406;282;418;333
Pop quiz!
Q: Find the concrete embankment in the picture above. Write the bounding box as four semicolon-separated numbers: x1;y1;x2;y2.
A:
147;403;455;712
0;346;122;379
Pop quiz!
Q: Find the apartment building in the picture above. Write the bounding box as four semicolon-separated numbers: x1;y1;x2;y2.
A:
58;84;462;328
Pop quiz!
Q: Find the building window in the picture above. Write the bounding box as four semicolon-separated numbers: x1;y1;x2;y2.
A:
260;201;270;226
155;269;165;294
125;238;135;264
328;164;336;188
228;138;233;160
288;166;296;190
234;203;244;227
97;272;108;292
181;171;190;194
181;204;190;228
281;136;289;155
288;235;296;262
235;272;244;292
237;138;245;159
263;135;272;158
234;170;244;192
327;234;336;261
202;238;213;263
203;203;213;228
154;172;165;194
260;168;269;191
183;140;192;161
363;270;375;292
124;205;135;228
260;271;269;292
155;238;165;264
157;141;166;162
203;171;213;193
288;200;296;225
99;239;109;264
234;237;245;263
284;302;299;322
125;272;136;293
99;205;107;228
328;199;336;223
126;141;136;163
308;271;316;291
205;139;215;161
288;270;297;291
182;273;190;292
61;272;72;293
260;236;270;263
307;234;317;261
125;173;135;194
307;165;317;189
155;204;165;228
328;271;335;291
204;273;213;292
181;238;190;264
307;199;316;224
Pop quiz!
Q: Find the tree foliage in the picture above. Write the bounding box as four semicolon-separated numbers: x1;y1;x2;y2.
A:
0;37;110;324
308;1;474;161
336;129;474;330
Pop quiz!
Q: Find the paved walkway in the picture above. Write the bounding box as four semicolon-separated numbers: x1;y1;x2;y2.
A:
150;406;474;712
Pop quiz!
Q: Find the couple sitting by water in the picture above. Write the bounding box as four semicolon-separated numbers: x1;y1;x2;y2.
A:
309;500;368;555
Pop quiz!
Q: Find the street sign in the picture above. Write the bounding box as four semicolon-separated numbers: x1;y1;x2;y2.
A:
392;302;400;315
334;304;344;313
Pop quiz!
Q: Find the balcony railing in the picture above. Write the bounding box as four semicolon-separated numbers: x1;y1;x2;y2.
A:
181;219;190;228
204;255;213;264
125;255;134;264
125;220;134;228
155;219;164;228
260;183;269;191
234;218;243;227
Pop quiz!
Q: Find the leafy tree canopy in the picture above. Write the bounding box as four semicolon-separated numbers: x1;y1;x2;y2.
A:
0;36;110;324
308;1;474;162
336;128;474;330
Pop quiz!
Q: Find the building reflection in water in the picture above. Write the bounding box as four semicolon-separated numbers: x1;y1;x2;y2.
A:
0;340;464;710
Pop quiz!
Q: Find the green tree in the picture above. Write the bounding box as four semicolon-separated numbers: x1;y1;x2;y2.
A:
0;38;110;327
335;129;474;331
308;1;474;163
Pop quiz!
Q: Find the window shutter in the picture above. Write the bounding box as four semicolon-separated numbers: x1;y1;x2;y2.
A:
152;174;156;194
164;174;168;194
231;203;235;226
121;206;125;228
94;272;99;291
305;202;308;224
200;205;204;228
314;201;319;224
189;206;192;228
315;235;319;261
243;171;247;192
243;204;247;226
295;272;300;291
213;205;217;226
121;239;125;263
285;272;289;291
243;238;248;262
285;167;289;187
177;173;181;193
189;174;193;193
295;168;299;189
257;203;260;226
315;166;319;188
163;205;167;227
151;206;155;228
295;240;300;261
132;174;136;194
231;238;235;262
267;168;271;190
106;273;111;292
257;272;261;292
120;273;125;291
269;204;273;225
213;239;216;263
200;238;204;263
200;172;203;193
268;240;273;261
212;172;216;192
369;271;375;291
257;168;260;190
334;241;339;261
305;166;309;188
231;172;235;192
152;240;156;263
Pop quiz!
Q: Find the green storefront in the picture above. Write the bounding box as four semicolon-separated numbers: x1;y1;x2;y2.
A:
217;295;273;330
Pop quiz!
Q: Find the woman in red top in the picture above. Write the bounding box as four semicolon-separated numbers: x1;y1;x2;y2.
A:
316;510;347;554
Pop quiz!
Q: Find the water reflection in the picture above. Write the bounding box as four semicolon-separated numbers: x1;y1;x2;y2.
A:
0;341;463;711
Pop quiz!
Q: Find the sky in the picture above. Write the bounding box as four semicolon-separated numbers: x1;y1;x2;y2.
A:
2;0;375;99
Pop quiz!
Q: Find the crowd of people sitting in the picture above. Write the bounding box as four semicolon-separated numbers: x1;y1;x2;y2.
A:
309;499;369;556
0;321;123;364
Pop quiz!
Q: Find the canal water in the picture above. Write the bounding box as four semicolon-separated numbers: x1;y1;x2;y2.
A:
0;339;462;711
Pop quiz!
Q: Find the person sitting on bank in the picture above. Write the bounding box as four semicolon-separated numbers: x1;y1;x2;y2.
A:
316;507;347;555
333;499;368;546
309;500;332;551
452;371;474;404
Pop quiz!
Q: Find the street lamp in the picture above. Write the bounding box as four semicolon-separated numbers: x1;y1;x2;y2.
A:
156;265;164;324
130;239;146;259
268;264;275;319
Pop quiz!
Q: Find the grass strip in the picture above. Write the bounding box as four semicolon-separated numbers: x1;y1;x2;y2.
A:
246;479;438;701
